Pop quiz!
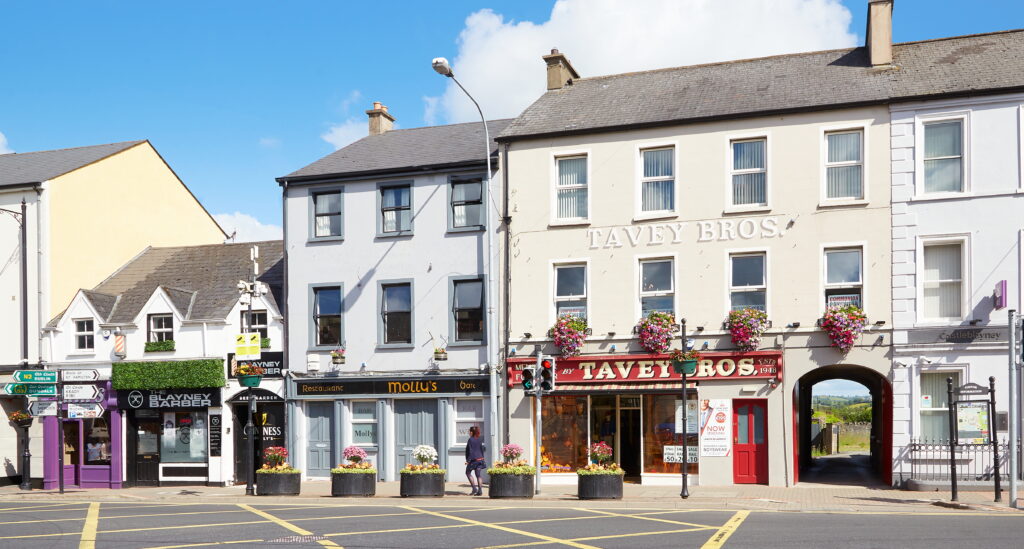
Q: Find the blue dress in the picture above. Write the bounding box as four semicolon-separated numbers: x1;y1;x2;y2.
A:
465;436;486;474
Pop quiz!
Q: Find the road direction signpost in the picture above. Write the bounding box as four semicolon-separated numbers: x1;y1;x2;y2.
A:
4;383;57;396
13;370;57;383
29;400;58;416
62;384;102;401
67;403;104;419
61;370;100;382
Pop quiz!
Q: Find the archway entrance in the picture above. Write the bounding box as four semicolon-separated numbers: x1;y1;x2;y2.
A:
794;365;892;486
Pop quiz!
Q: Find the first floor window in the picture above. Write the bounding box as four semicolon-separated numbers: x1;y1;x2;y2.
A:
730;253;766;311
556;155;588;220
74;318;95;351
825;130;863;199
380;185;412;233
381;283;412;344
640;148;674;213
640;259;674;317
825;248;863;308
554;264;587;318
148;314;173;342
453;278;484;342
731;138;767;206
351;401;378;446
241;310;268;339
920;371;960;440
922;242;963;320
161;411;208;463
451;177;483;228
454;399;485;444
313;287;342;346
313;190;342;237
923;119;964;193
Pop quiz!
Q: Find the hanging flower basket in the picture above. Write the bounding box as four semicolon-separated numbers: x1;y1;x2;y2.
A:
8;410;32;428
668;349;701;375
330;347;346;365
726;308;769;351
820;305;868;354
234;362;265;387
238;375;263;388
636;312;675;354
433;348;448;361
549;314;588;358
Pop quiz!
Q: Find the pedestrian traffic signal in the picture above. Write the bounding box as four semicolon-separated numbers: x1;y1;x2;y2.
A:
521;364;536;392
539;356;556;392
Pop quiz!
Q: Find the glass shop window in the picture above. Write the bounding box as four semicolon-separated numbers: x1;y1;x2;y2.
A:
161;411;208;463
540;395;588;473
351;401;378;446
643;394;698;475
84;414;112;465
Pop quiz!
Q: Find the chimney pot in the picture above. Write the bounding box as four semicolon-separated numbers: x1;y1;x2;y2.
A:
366;102;396;136
542;48;580;91
866;0;894;67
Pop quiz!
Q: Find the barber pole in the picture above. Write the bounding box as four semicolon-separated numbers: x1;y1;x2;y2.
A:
114;334;126;358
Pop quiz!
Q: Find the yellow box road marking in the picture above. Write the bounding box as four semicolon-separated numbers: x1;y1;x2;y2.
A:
78;502;100;549
701;510;750;549
237;503;340;548
479;527;717;549
325;523;474;537
145;539;265;549
581;507;719;529
0;502;85;512
0;530;81;540
0;504;90;514
403;505;600;549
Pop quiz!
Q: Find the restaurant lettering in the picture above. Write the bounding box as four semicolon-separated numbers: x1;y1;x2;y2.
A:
386;380;438;393
507;352;781;387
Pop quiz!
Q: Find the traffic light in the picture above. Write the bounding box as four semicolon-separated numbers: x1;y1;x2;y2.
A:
539;356;556;392
521;364;536;392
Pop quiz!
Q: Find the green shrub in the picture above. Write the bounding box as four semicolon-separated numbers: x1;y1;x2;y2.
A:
399;468;447;474
256;468;301;474
144;340;175;352
330;468;377;474
112;359;225;389
487;465;536;475
576;468;625;476
261;337;271;349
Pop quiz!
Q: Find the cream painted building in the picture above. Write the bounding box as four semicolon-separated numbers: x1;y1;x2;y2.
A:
0;140;225;487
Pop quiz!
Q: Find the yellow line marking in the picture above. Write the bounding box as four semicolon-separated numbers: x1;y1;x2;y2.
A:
98;505;365;521
0;531;81;540
0;504;90;514
237;504;340;548
701;510;750;549
78;502;100;549
0;502;84;512
479;528;717;549
325;523;474;537
581;507;719;529
145;539;265;549
0;516;85;525
402;505;600;549
102;519;269;534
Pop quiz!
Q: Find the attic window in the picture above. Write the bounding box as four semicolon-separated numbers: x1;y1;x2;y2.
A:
148;314;173;343
74;319;95;351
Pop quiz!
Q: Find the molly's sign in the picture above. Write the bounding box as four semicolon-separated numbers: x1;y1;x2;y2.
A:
506;352;782;387
295;376;489;397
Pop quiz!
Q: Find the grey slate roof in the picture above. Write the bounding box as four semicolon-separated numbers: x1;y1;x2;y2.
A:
0;140;145;188
281;119;512;182
50;241;284;327
499;30;1024;140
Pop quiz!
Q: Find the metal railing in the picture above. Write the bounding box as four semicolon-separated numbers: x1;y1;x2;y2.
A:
909;438;1019;481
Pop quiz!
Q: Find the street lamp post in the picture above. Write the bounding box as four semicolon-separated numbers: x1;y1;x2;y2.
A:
431;57;500;459
2;199;31;490
679;319;689;499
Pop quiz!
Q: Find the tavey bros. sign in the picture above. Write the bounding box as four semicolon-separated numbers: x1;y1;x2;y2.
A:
506;352;781;387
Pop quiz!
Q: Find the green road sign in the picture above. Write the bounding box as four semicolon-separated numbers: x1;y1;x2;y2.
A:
12;370;57;383
3;383;57;396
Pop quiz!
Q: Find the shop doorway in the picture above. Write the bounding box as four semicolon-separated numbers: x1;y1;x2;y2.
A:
395;399;437;476
794;365;892;486
306;402;333;477
128;410;161;486
590;395;642;478
733;399;768;484
233;402;286;483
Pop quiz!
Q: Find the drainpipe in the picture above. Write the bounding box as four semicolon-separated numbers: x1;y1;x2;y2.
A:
501;143;511;445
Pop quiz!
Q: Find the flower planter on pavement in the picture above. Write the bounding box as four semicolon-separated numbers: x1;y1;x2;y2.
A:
256;472;301;496
488;473;534;499
331;472;376;497
577;473;624;500
399;472;445;497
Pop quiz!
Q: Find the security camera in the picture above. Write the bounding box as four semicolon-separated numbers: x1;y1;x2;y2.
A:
919;357;933;364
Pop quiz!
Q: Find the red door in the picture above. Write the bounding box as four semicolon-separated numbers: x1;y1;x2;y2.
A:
733;399;768;484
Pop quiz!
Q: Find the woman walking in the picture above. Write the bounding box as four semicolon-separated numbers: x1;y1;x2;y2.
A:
465;425;486;496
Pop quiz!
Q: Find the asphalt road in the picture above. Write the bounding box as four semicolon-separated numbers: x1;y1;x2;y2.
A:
0;500;1021;549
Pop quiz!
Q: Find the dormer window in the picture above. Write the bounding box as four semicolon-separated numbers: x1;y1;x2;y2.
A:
148;314;173;342
74;319;95;351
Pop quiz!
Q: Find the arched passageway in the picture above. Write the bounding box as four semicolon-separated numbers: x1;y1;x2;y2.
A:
794;365;892;486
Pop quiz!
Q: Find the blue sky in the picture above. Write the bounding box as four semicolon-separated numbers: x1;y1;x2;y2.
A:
1;0;1021;238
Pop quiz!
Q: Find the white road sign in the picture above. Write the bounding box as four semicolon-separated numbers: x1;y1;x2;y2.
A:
29;400;58;417
67;402;104;419
61;369;100;382
63;384;102;401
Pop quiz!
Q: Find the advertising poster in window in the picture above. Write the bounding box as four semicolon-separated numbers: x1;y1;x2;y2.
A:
956;401;990;444
675;399;698;434
699;399;732;457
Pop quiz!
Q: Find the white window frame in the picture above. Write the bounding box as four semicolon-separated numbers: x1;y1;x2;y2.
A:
550;150;591;226
634;142;679;220
819;124;869;205
916;234;970;324
726;249;769;315
452;398;486;447
241;309;269;339
349;400;379;447
821;243;866;312
73;318;95;352
148;313;174;343
725;133;771;213
914;111;970;198
916;366;967;440
551;260;589;322
636;255;676;320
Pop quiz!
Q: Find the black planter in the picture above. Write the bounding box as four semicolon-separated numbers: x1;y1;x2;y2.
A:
399;472;445;497
331;472;376;497
488;473;534;499
577;473;624;500
256;472;301;496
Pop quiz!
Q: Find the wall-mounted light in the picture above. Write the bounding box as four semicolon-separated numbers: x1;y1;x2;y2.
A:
969;319;982;326
767;376;779;389
608;331;616;338
509;348;516;356
701;341;709;350
523;332;532;339
786;322;801;329
874;320;886;326
695;326;705;332
610;344;617;353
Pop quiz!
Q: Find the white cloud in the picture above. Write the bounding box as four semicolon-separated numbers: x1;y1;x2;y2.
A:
321;118;366;150
214;212;282;243
0;131;13;154
426;0;858;123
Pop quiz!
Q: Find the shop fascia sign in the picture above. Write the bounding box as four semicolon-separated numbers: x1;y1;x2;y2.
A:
228;352;284;378
586;216;785;250
295;376;489;396
117;388;221;409
507;352;781;386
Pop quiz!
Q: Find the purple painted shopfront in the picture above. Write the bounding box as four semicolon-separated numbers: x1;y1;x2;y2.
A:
43;381;122;489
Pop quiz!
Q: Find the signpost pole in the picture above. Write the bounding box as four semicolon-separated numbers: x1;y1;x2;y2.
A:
989;376;1002;502
947;377;957;502
534;351;542;496
1010;310;1020;508
19;418;31;490
680;319;689;499
57;377;64;495
246;387;256;496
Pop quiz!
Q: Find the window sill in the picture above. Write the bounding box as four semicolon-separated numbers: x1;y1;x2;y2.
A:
446;341;484;348
307;236;345;243
548;219;591;228
376;343;415;350
447;226;486;234
632;212;678;223
818;199;868;209
722;205;771;215
67;351;96;357
910;192;971;202
375;231;414;239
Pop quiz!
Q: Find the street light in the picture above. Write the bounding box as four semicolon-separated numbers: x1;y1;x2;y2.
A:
431;56;500;462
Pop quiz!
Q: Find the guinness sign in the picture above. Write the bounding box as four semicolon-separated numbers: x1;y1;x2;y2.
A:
117;388;221;409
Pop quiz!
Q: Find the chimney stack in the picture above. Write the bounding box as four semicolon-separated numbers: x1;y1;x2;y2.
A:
542;49;580;91
366;101;395;136
866;0;894;67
